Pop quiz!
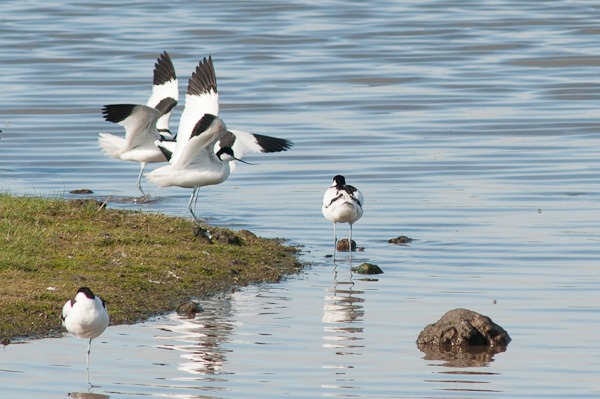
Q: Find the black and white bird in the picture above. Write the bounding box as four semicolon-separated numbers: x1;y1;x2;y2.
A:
61;287;109;371
322;175;364;254
98;51;179;196
146;56;293;223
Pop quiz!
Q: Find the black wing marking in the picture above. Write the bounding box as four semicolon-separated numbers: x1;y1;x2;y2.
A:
153;51;177;86
154;97;178;115
187;56;217;96
191;114;218;138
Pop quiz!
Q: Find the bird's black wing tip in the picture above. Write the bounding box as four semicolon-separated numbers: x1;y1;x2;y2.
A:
254;134;294;153
102;104;137;123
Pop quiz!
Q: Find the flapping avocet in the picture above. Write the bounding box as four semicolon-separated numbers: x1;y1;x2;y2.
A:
322;175;364;255
61;287;109;372
98;51;179;196
146;56;293;223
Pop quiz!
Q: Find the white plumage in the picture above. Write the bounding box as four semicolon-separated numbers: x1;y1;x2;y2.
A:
170;56;219;164
61;287;109;370
322;175;364;254
146;52;180;140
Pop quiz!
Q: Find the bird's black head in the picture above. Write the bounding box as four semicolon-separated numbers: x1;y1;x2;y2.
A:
333;175;346;187
216;146;235;162
77;286;95;299
216;146;256;165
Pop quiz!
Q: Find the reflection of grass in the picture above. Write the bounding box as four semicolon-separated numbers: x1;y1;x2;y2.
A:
0;194;302;340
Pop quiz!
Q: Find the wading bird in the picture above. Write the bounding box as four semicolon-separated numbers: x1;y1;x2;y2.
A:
322;175;364;258
98;51;179;196
61;287;109;375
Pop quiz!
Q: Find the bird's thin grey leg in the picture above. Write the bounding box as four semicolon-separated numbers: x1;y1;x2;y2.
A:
136;162;147;197
333;223;337;262
86;338;92;370
349;224;353;263
187;188;204;224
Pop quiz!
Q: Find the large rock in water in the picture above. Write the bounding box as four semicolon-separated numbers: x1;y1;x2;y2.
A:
417;308;511;352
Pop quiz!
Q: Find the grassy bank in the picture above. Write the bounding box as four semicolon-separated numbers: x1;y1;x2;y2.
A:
0;194;302;341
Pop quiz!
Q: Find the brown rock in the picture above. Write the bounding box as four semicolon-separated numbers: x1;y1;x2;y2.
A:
417;308;510;351
176;301;203;319
336;239;356;252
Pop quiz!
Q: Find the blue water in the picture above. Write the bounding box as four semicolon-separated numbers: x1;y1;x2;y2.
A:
1;0;600;397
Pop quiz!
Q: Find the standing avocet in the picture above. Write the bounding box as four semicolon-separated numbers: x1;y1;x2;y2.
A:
146;56;292;223
98;51;179;196
322;175;364;256
61;287;109;372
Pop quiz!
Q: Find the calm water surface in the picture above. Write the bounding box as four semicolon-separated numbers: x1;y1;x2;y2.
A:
1;0;600;398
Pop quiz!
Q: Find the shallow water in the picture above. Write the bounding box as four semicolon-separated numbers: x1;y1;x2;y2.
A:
1;0;600;398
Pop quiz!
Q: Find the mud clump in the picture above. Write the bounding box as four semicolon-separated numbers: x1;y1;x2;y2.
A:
352;263;384;275
388;235;412;244
176;301;203;319
69;189;94;195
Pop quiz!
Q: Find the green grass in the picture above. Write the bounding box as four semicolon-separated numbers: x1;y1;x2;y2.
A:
0;194;302;340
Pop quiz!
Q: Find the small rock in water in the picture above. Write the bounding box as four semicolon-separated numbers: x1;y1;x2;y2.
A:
388;235;413;244
336;238;356;252
417;308;511;352
176;301;203;319
352;262;384;275
69;189;94;195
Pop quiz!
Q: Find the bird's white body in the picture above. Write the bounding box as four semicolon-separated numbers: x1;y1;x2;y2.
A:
322;195;364;225
146;156;230;189
322;176;364;225
147;116;231;189
322;175;364;255
62;288;109;340
61;287;109;374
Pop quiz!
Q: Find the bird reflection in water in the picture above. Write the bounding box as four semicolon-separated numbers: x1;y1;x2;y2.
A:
154;297;234;377
321;265;366;393
68;392;110;399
